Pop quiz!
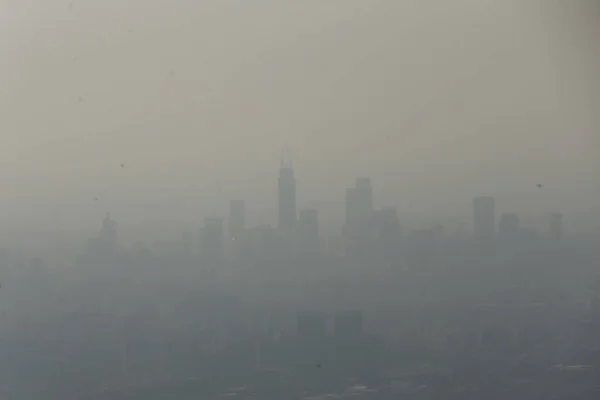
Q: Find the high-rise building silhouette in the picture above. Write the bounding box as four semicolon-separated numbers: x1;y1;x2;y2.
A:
87;213;118;261
473;196;495;240
278;160;296;234
228;200;245;241
345;178;373;227
297;208;319;255
498;213;520;239
372;207;400;236
343;178;374;256
100;213;117;251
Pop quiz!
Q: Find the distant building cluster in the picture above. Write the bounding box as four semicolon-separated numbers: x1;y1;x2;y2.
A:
81;157;570;272
40;155;596;399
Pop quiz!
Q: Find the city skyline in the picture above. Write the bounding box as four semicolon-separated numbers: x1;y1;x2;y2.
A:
1;0;599;246
74;159;578;260
0;162;594;260
0;1;598;398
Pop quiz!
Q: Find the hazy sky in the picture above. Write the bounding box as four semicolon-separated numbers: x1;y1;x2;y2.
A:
1;1;599;244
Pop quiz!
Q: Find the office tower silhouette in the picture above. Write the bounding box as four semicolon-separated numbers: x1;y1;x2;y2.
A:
297;208;319;255
345;179;373;228
278;159;296;234
100;213;117;251
344;178;374;256
498;213;520;239
87;213;118;261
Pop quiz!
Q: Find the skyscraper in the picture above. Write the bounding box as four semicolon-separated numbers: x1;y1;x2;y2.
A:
278;160;296;234
297;208;319;255
87;213;118;261
228;200;245;241
100;213;117;252
344;179;373;228
473;196;495;240
343;178;374;256
498;213;520;239
372;207;400;237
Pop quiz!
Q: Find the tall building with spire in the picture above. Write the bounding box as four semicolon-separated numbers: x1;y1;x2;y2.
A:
100;213;117;251
87;213;118;261
278;152;296;235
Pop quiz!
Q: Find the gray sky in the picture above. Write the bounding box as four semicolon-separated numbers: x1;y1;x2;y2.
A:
1;0;599;244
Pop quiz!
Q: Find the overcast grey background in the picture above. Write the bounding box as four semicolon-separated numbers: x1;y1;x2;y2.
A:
1;0;598;249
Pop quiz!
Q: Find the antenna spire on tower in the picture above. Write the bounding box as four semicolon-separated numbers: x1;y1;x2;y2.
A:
280;146;293;168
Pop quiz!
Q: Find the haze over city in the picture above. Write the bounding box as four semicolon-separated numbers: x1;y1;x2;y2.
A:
1;0;599;249
0;1;599;399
